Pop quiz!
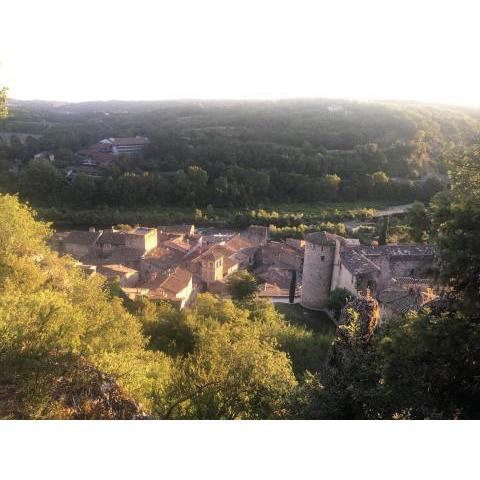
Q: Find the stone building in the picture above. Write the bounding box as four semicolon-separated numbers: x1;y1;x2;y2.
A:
247;225;268;246
61;227;158;262
124;267;194;309
63;230;102;258
200;250;225;284
97;264;140;287
300;232;338;310
96;227;157;256
186;234;257;287
300;231;436;313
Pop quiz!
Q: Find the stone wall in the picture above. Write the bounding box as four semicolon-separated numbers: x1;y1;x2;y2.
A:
334;263;357;294
301;240;336;310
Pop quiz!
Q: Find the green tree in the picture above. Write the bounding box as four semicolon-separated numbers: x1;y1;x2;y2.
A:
378;216;389;245
378;307;480;419
298;296;382;419
18;159;64;204
406;201;430;242
328;288;353;321
430;145;480;308
226;270;259;303
147;294;298;419
372;171;389;198
288;269;296;304
0;194;171;418
321;174;341;201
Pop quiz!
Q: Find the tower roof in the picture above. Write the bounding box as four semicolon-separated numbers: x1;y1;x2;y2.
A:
305;231;337;246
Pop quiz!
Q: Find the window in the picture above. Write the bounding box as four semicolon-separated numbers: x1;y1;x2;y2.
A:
321;255;325;261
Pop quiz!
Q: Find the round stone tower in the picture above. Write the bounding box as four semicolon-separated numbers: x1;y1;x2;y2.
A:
301;231;337;310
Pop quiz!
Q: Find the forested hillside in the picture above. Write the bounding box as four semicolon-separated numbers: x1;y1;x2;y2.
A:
1;99;479;212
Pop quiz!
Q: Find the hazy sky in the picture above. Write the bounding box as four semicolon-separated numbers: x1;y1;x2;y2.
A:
1;0;479;105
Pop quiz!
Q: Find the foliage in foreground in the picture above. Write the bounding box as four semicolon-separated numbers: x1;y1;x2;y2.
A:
0;195;332;418
2;142;480;419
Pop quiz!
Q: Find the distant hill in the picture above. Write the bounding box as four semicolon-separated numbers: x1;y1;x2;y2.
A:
2;98;479;209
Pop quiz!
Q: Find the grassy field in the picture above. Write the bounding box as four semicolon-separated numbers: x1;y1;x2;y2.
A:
258;200;396;216
275;303;336;335
38;200;395;230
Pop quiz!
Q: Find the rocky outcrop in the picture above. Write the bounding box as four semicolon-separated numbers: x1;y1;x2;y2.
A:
53;359;149;420
0;357;149;420
339;293;380;342
325;293;380;375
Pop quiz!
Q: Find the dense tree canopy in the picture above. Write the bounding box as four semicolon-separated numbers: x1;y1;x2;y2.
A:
2;99;478;212
430;145;480;309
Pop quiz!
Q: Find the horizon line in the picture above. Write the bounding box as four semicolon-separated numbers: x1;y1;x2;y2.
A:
7;96;480;109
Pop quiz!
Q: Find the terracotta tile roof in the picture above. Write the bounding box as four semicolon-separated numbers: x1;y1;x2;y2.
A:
141;267;192;298
393;277;434;287
141;250;185;271
340;249;380;275
358;244;436;257
160;268;192;294
262;241;301;257
224;234;256;252
144;246;171;258
164;239;191;252
203;250;224;262
379;286;437;315
64;230;102;246
343;238;361;247
103;247;144;264
257;267;293;289
193;245;230;263
97;231;126;246
98;264;138;276
158;225;195;235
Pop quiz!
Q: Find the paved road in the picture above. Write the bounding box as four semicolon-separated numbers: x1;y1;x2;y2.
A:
344;203;415;232
373;203;415;217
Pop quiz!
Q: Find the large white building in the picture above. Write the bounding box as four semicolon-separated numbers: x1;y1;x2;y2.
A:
98;136;150;155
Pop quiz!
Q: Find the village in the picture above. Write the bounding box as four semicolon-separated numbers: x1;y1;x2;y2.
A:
57;220;438;320
19;135;440;320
